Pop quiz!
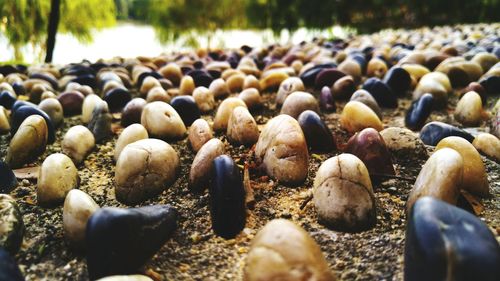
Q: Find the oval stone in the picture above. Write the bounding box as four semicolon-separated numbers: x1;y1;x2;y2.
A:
362;77;397;108
87;101;112;143
213;97;247;131
340;101;383;133
6;115;48;168
104;88;131;113
319;86;336;112
349;89;382;118
454;91;483;127
188;119;213;152
63;189;99;247
57;91;85;116
189;138;225;192
314;68;346;89
383;67;411;95
276;77;305;106
193;86;215;113
170;96;201;127
82;94;103;124
62;125;95;164
227;106;259;146
114;124;149;162
298;110;335;152
38;98;63;128
10;105;55;144
121;98;147;127
419;121;474;146
472;133;500;162
0;247;25;281
405;93;434;131
0;194;25;254
280;91;319;119
141;101;186;140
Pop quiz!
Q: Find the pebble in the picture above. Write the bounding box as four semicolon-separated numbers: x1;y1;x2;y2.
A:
238;88;262;110
0;161;18;193
141;101;186;140
63;189;99;247
0;105;9;134
345;128;395;176
81;94;103;124
314;68;346;89
413;72;450;108
121;98;147;127
362;77;397;108
146;86;170;103
319;86;336;112
170;95;200;127
313;153;376;232
259;71;289;91
188;119;213;152
405;197;500;281
139;76;161;97
86;205;177;280
435;57;482;88
209;155;246;239
226;73;245;93
276;77;305;106
280;91;319;119
38;98;63;128
193;86;215;112
367;57;387;78
104;88;131;113
332;75;355;99
298;110;335;152
227;106;259;146
435;137;489;197
380;127;428;159
454;91;483;127
188;69;213;88
0;194;25;254
255;114;309;185
189;138;225;192
244;219;336;281
57;91;85;116
6;115;48;168
10;104;55;143
87;101;113;142
208;78;230;99
471;52;498;72
472;133;500;161
383;66;411;95
159;63;182;86
340;101;383;133
419;121;474;146
62;125;95;164
213;97;247;131
179;75;195;95
349;89;382;118
405;93;434;131
114;124;148;162
299;63;336;87
0;247;25;281
243;75;260;90
0;91;16;109
96;276;153;281
406;148;463;211
37;153;79;207
338;59;362;83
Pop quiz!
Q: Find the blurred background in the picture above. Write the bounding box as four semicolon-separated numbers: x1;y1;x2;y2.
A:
1;0;499;64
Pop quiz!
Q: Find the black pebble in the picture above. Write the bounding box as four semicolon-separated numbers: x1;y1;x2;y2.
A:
0;247;25;281
0;161;18;193
419;121;474;146
298;110;335;152
0;91;17;109
103;88;131;113
87;103;112;143
362;77;398;108
383;67;411;95
170;96;200;126
299;63;337;88
405;93;434;131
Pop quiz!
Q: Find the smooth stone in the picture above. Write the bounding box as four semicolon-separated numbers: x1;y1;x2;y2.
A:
276;77;305;106
243;75;260;90
0;247;25;281
405;197;500;281
37;153;79;207
139;76;161;97
319;86;336;112
435;137;489;197
115;139;179;205
179;75;195;95
227;106;259;146
362;77;397;108
188;119;213;152
492;99;500;138
383;66;411;95
170;96;201;127
405;93;434;131
406;148;463;211
11;101;36;114
280;91;319;119
104;88;131;113
345;128;395;176
121;98;147;127
41;90;57;100
57;91;85;116
141;101;186;140
340;101;383;133
259;71;289;91
471;52;498;72
209;155;246;239
38;98;63;128
419;121;474;146
145;86;170;103
244;219;336;281
331;75;355;100
367;57;387;78
472;133;500;161
0;91;16;109
213;97;247;131
188;69;213;88
189;138;225;192
314;68;346;89
435;57;483;88
114;124;149;162
159;63;182;86
0;194;25;254
238;88;262;110
193;86;215;113
71;74;97;89
62;125;95;164
10;105;55;143
255;114;309;185
338;59;362;83
87;101;112;143
298;110;335;152
6;115;48;168
0;105;9;134
479;75;500;94
299;63;337;87
464;82;486;105
208;78;230;99
226;73;245;93
454;91;483;127
0;161;17;193
349;89;382;118
86;205;177;280
63;189;99;247
96;275;153;281
380;127;428;159
82;94;103;124
313;153;376;232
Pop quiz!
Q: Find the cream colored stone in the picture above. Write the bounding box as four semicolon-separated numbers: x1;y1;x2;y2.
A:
6;115;48;168
38;98;63;127
276;77;305;106
0;106;10;134
238;88;262;110
209;78;229;99
454;91;483;127
193;86;215;112
114;124;149;162
213;97;247;131
189;138;225;192
63;189;99;246
188;119;213;152
82;94;103;124
141;101;186;140
473;133;500;162
227;106;259;146
62;125;95;164
38;153;79;206
179;75;195;95
280;91;319;119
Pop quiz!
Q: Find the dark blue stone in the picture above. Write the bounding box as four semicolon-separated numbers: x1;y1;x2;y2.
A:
187;69;213;88
405;197;500;281
11;105;55;143
11;101;36;114
349;53;367;71
0;247;25;281
319;86;336;112
11;83;25;96
170;96;200;126
207;70;221;80
0;65;20;76
405;93;434;131
64;64;95;76
137;71;163;88
180;66;194;75
86;205;177;280
362;77;398;108
103;88;131;113
70;74;97;89
0;91;17;109
419;121;475;146
29;73;58;90
383;67;411;95
480;76;500;95
210;155;246;239
299;63;337;88
298;110;335;152
0;161;18;193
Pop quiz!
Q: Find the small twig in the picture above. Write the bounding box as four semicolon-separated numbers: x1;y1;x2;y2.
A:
371;173;415;182
300;194;313;210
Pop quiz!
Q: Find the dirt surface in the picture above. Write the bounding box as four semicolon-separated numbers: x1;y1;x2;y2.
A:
1;87;499;281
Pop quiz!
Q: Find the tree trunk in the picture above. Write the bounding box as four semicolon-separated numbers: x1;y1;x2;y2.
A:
45;0;61;63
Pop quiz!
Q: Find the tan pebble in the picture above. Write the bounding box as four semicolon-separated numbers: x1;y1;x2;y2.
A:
82;94;104;124
367;57;388;78
179;75;195;95
338;59;362;83
454;91;483;127
189;138;225;192
62;125;95;164
213;97;247;131
239;88;262;110
380;127;428;158
188;119;213;152
38;153;79;207
227;106;259;146
243;75;260;90
276;77;305;106
38;98;63;127
340;101;383;133
260;71;289;91
209;78;229;99
193;86;215;112
6;115;48;168
141;101;186;140
0;106;10;134
473;133;500;162
280;91;319;119
227;73;245;93
114;124;148;162
146;86;171;103
159;63;182;86
63;189;99;247
139;76;161;97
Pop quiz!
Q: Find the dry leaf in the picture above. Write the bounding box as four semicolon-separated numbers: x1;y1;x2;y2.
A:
13;166;39;180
